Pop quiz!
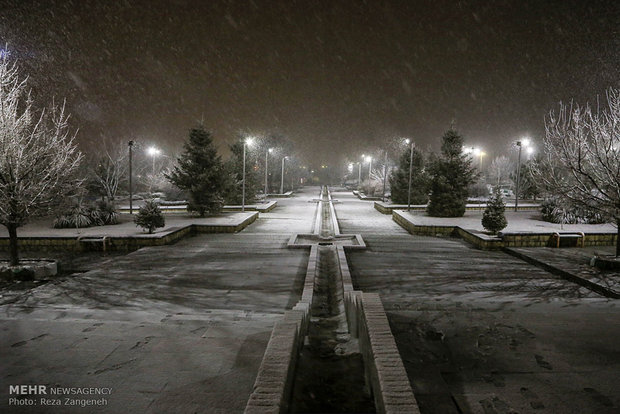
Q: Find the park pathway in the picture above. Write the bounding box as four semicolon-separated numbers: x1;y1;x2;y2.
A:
333;190;620;414
0;188;318;414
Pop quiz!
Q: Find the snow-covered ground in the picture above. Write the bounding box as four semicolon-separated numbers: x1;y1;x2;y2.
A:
0;213;255;238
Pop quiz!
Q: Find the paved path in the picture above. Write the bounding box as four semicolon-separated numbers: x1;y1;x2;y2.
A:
333;190;620;414
0;187;320;413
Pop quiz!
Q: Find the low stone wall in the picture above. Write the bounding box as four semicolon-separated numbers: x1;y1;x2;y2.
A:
244;309;307;414
347;292;421;414
119;202;277;214
392;210;455;237
454;227;503;250
222;201;278;213
339;246;419;414
503;248;620;299
267;191;294;198
0;212;259;252
0;237;81;251
393;210;617;250
352;190;383;201
375;201;540;215
245;245;317;414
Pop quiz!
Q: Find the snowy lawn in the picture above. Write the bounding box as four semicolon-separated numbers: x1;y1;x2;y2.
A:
0;212;255;238
405;210;617;234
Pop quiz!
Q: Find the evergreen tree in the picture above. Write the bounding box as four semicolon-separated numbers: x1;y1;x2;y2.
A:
134;200;165;234
389;147;430;204
427;129;478;217
482;186;508;234
222;139;261;204
165;126;225;216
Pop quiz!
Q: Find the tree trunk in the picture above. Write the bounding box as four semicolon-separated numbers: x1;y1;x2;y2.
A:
616;219;620;258
7;223;19;266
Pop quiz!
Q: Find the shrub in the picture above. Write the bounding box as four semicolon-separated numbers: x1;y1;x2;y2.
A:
96;201;119;225
134;200;165;234
482;186;508;234
541;197;606;224
53;203;92;229
53;201;119;228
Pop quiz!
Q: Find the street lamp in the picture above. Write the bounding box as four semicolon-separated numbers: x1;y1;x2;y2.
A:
365;155;372;180
405;138;415;211
280;156;288;194
514;138;532;211
147;146;161;176
265;148;273;197
128;140;134;214
242;137;254;212
473;147;485;169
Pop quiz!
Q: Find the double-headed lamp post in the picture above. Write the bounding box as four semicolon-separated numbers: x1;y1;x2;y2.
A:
265;148;273;197
514;138;533;212
280;156;288;194
242;137;254;212
405;138;415;211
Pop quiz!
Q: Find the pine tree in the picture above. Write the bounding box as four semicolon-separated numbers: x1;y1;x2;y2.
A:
389;147;429;204
482;186;508;234
165;126;225;216
134;200;165;234
427;129;478;217
222;139;261;205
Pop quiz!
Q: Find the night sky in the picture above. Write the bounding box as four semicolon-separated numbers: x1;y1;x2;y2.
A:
1;0;618;167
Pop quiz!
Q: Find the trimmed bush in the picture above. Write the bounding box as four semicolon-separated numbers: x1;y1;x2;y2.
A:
482;186;508;234
134;200;165;234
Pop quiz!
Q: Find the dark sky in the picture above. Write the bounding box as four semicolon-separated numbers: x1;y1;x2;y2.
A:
1;0;618;167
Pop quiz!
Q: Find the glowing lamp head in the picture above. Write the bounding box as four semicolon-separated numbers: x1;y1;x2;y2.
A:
268;147;274;153
365;156;372;163
245;137;254;146
405;138;411;144
526;147;535;155
147;147;161;157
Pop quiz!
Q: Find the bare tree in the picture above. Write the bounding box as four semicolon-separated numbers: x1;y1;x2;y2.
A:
87;138;127;201
532;88;620;256
0;54;82;265
487;155;514;187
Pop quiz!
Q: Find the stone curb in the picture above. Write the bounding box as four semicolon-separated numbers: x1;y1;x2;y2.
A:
503;247;620;299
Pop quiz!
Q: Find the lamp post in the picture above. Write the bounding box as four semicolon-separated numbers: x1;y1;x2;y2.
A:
146;146;161;195
514;138;531;212
147;146;161;176
365;155;372;180
473;147;485;169
128;140;134;214
382;150;388;202
405;138;414;211
280;156;288;194
264;148;273;197
242;137;254;212
357;161;362;189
